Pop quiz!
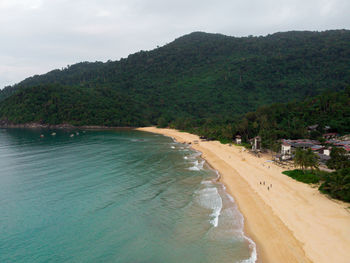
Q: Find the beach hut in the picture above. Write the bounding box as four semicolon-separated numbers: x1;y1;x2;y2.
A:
307;124;318;132
323;148;331;156
322;133;338;140
251;136;261;151
281;141;292;160
235;135;242;144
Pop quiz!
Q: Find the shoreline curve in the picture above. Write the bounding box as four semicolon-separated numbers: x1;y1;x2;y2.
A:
137;127;350;263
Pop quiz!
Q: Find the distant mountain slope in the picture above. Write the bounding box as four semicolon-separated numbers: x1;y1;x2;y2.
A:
174;88;350;148
0;30;350;126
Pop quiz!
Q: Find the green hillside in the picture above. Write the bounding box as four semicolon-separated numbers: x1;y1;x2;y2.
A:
180;88;350;147
1;30;350;126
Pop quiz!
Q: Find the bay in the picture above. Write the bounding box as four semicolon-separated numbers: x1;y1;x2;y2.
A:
0;129;255;263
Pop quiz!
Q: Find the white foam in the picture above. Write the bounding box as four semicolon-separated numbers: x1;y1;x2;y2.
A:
188;160;205;171
240;236;257;263
205;170;257;262
171;146;175;149
222;186;257;263
188;151;202;159
201;180;213;185
196;186;223;227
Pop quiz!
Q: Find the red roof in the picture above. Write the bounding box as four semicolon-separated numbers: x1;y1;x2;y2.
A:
323;133;337;137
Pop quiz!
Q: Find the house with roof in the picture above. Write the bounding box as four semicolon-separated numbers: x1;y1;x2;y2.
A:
323;133;338;140
307;124;319;132
280;139;322;160
250;136;261;151
235;135;242;144
281;142;292;160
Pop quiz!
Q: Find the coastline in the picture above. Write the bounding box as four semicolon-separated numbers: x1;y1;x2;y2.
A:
0;122;135;130
137;127;350;263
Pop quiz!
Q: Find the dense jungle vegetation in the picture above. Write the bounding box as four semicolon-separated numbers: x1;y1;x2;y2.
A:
1;30;350;128
181;88;350;147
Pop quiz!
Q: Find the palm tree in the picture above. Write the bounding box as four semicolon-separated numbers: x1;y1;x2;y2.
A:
294;148;319;172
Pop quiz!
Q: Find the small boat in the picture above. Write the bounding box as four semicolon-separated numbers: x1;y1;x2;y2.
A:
51;132;56;136
70;134;74;137
40;134;44;138
76;132;79;135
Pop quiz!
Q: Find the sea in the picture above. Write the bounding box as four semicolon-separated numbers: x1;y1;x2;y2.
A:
0;128;256;263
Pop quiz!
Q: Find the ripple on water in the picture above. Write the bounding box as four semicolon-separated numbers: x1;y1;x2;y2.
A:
0;129;255;263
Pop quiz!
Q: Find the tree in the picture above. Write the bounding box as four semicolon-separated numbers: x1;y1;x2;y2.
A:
326;147;350;170
294;148;319;172
270;141;281;159
305;148;319;171
319;168;350;202
157;116;168;128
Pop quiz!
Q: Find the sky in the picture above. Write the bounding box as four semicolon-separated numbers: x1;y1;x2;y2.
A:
1;0;349;89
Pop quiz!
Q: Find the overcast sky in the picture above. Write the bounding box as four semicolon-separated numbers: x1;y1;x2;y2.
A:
1;0;349;89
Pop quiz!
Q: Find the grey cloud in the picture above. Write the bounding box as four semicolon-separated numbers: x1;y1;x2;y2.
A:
0;0;349;88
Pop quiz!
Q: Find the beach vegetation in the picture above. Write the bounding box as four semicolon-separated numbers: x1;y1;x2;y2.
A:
293;148;319;171
282;169;320;184
319;168;350;202
283;168;350;202
326;147;350;170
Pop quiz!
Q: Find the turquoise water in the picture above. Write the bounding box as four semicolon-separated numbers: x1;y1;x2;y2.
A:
0;129;255;263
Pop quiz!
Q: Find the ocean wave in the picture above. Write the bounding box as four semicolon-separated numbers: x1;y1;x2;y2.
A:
130;138;146;142
190;152;202;159
188;160;205;171
170;138;257;261
201;180;213;185
221;185;257;263
240;236;257;263
195;185;223;227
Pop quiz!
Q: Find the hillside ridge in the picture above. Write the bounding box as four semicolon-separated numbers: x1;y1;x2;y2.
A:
0;30;349;127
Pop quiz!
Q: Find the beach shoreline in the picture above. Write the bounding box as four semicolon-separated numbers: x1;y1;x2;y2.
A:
136;127;350;263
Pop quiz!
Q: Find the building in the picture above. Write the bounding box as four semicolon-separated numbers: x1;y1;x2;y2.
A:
251;136;261;151
281;142;292;160
315;152;331;163
307;124;319;132
280;139;321;160
323;148;331;156
280;136;350;163
323;133;338;140
235;135;242;144
326;139;350;155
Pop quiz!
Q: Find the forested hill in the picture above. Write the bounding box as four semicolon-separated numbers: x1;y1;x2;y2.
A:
0;30;350;126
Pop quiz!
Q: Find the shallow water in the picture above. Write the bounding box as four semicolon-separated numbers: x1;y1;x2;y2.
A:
0;129;255;263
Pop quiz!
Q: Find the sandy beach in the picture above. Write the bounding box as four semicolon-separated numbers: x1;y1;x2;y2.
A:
137;127;350;263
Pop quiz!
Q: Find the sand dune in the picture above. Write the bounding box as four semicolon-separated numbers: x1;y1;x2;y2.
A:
137;127;350;263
